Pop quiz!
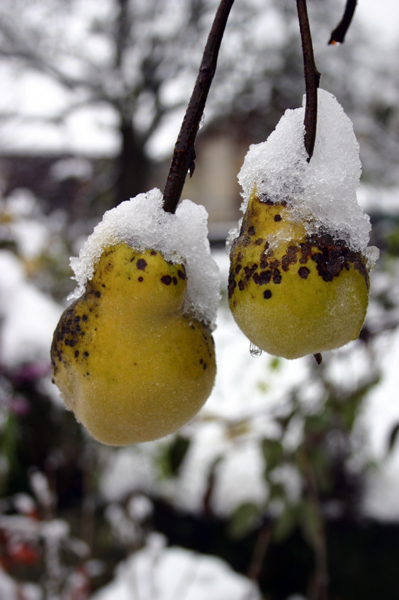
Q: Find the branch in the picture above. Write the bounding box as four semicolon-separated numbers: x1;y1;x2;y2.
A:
328;0;357;45
296;0;320;162
162;0;235;214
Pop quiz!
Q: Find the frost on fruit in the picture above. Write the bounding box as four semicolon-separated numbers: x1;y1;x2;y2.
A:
51;191;220;446
69;188;220;330
228;89;379;360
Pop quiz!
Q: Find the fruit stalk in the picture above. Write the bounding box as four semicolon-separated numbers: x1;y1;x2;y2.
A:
162;0;235;214
296;0;320;161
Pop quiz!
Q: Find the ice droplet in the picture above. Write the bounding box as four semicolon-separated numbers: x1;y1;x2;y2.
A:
199;114;205;130
249;343;262;358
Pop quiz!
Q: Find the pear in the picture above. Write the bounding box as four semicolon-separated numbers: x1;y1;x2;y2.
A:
228;191;370;359
51;243;216;445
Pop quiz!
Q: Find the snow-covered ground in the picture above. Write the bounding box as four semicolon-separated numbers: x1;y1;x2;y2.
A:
91;533;261;600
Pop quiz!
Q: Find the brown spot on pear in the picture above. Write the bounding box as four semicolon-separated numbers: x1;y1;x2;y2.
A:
228;191;370;359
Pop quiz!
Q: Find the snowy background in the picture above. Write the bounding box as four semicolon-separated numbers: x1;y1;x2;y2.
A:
1;1;399;599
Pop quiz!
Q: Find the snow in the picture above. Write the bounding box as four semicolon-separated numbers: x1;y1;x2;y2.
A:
237;89;375;256
358;0;399;49
0;190;51;259
127;495;153;521
0;65;119;156
211;442;268;518
0;250;62;367
100;447;157;503
356;328;399;521
69;188;221;329
358;185;399;216
50;157;93;182
90;533;261;600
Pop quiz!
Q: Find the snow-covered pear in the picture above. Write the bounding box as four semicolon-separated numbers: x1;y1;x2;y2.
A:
51;189;220;445
51;243;216;445
228;191;370;359
229;89;378;360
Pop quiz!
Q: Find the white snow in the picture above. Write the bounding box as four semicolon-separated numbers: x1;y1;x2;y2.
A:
90;533;261;600
358;185;399;216
237;89;375;256
355;328;399;521
68;188;220;329
0;250;62;367
0;190;50;259
100;447;157;502
211;442;268;518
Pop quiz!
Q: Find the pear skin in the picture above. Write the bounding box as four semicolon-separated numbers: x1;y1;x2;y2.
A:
228;192;369;359
51;244;216;445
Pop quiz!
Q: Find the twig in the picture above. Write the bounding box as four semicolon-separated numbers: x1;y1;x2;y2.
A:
328;0;357;45
296;0;320;162
162;0;235;214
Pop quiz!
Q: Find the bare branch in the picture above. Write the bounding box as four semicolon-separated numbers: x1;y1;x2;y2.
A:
328;0;357;45
162;0;235;214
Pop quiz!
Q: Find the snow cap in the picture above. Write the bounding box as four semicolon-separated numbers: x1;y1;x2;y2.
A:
68;189;220;329
238;89;376;258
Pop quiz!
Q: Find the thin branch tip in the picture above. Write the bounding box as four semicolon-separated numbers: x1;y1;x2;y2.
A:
328;0;357;45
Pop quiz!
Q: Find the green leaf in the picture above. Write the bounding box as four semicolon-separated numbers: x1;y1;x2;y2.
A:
168;435;190;475
270;357;281;371
157;435;190;478
268;482;286;501
262;439;284;473
228;502;260;539
273;505;298;543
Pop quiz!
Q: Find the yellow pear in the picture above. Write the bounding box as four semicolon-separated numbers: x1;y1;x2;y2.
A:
228;192;370;359
51;243;216;445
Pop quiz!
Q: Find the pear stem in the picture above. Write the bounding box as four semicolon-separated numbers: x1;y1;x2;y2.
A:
328;0;357;45
296;0;320;162
314;353;322;365
162;0;235;214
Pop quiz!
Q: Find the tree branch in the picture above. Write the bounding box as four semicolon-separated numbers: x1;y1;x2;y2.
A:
162;0;235;214
328;0;357;45
296;0;320;162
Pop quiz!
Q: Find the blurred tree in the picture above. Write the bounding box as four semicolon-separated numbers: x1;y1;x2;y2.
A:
0;0;218;205
0;0;398;216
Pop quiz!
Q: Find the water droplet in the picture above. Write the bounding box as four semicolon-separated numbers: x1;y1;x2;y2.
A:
249;343;262;358
199;114;205;130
